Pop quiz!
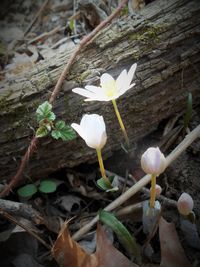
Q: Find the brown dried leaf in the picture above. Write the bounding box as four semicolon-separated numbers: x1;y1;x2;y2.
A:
52;221;97;267
52;222;138;267
159;217;192;267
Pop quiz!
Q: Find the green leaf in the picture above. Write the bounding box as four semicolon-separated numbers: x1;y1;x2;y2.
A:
39;180;57;193
99;210;141;263
36;125;49;138
52;121;76;141
36;101;56;122
51;130;61;140
17;184;37;198
69;19;75;31
97;177;118;192
55;120;66;130
184;93;192;129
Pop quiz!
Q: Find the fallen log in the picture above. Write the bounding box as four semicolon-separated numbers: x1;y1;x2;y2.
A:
0;0;199;182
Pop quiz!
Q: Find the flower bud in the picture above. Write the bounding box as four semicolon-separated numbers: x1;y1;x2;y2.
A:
141;147;166;175
150;184;162;196
177;192;194;216
71;114;107;150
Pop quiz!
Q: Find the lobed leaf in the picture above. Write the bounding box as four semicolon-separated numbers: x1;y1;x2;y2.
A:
36;125;49;138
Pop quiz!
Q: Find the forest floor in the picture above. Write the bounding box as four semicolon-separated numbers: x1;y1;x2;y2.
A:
0;1;199;267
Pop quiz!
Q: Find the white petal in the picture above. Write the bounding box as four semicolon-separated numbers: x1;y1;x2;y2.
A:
84;95;110;102
127;63;137;86
116;69;127;92
72;88;95;99
115;83;135;99
71;123;85;140
82;114;107;149
100;73;115;86
85;85;102;94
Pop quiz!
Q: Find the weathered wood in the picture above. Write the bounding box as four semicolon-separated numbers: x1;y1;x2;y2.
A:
0;0;199;182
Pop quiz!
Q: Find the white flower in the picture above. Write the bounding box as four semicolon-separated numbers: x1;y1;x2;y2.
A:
141;147;166;175
71;114;107;150
177;192;194;216
72;63;137;101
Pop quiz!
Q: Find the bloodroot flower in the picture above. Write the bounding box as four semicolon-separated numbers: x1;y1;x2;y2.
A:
71;114;107;150
141;147;166;208
71;114;111;187
141;147;166;176
177;192;194;216
72;63;137;146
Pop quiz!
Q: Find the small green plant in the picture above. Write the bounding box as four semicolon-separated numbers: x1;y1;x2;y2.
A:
17;179;58;198
99;210;141;263
36;101;76;141
183;93;192;129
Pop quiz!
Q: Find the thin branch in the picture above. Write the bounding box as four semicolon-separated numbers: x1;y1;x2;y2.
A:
72;124;200;240
49;0;128;104
0;199;44;224
0;137;38;197
0;207;52;250
24;0;50;36
0;0;128;197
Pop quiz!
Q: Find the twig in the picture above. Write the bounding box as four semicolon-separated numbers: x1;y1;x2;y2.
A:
0;137;38;197
0;207;52;250
28;26;64;45
0;0;128;197
49;0;128;103
0;199;44;224
72;124;200;240
24;0;50;36
116;202;142;216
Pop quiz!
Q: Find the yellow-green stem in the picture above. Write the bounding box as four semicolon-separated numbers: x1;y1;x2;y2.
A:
112;99;129;146
150;174;156;208
96;149;111;187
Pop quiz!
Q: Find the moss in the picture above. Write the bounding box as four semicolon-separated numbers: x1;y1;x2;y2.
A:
128;24;165;60
75;70;92;84
0;90;13;113
129;24;164;44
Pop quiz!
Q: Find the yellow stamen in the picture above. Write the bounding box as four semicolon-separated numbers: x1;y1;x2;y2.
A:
96;149;111;187
112;99;129;147
150;174;156;208
102;80;116;98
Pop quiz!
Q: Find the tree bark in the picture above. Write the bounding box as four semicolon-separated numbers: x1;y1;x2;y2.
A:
0;0;199;182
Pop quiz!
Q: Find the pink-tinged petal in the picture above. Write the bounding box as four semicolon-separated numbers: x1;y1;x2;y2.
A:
177;193;194;216
71;123;85;140
127;63;137;86
72;88;95;99
141;147;166;175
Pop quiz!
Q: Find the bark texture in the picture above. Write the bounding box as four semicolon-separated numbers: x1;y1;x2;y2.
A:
0;0;199;182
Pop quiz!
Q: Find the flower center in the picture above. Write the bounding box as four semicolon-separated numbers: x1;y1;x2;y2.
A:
101;80;117;97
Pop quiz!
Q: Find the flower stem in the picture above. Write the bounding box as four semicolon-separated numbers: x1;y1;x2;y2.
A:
112;99;129;147
96;149;111;187
150;174;156;208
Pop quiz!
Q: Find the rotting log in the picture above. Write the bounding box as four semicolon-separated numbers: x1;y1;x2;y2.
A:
0;0;200;182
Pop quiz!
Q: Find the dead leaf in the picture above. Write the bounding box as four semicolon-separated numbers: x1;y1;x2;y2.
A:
52;222;138;267
159;217;192;267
